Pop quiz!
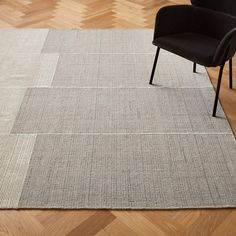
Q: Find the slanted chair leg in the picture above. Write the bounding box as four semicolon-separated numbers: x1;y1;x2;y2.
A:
149;47;160;85
229;58;233;89
193;62;197;73
212;63;225;117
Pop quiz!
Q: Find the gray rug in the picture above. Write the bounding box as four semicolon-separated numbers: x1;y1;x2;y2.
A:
0;29;236;209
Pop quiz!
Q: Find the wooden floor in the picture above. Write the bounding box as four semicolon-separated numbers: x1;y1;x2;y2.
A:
0;0;236;235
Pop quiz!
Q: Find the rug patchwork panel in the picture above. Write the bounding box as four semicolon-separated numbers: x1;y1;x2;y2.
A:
18;134;236;208
12;88;231;134
0;54;59;87
0;29;236;209
52;53;211;88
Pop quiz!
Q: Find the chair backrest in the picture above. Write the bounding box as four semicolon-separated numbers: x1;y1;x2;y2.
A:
191;0;236;17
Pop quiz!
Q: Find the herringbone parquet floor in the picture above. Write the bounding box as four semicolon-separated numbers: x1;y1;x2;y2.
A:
0;0;180;28
0;0;236;235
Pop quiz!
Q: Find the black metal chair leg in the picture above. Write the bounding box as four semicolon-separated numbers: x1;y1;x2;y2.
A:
212;63;225;117
193;62;197;73
149;47;160;85
229;58;233;89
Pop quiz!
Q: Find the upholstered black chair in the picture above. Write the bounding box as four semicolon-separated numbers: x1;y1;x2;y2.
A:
149;0;236;117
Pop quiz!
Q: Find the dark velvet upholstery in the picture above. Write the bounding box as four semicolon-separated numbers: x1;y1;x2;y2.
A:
153;3;236;66
191;0;236;17
150;0;236;117
154;33;220;66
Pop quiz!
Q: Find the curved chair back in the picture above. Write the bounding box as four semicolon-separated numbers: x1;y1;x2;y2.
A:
191;0;236;17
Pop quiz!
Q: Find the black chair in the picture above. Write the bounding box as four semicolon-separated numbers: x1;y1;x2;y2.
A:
149;0;236;117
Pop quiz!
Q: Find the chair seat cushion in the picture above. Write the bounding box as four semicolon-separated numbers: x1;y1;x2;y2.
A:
153;33;220;66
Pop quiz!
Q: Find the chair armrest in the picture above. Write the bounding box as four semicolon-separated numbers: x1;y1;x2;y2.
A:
213;28;236;66
153;5;194;41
